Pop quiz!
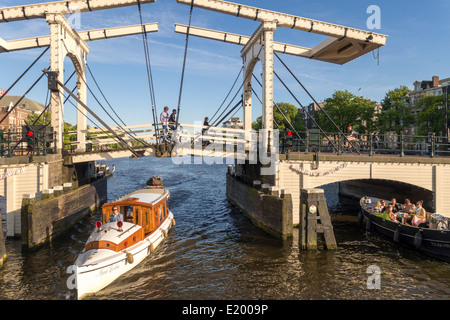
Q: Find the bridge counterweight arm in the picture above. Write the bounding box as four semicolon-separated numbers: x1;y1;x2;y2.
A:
176;0;387;46
0;23;158;53
0;0;156;23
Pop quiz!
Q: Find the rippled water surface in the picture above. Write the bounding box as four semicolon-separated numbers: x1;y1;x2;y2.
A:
1;156;449;300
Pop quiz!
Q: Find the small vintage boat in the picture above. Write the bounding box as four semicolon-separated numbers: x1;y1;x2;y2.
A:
359;196;450;262
74;188;175;299
146;176;163;187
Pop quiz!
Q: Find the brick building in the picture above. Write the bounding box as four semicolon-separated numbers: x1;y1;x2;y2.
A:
0;90;45;132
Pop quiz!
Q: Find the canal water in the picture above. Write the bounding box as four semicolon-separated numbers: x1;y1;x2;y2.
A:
1;156;449;300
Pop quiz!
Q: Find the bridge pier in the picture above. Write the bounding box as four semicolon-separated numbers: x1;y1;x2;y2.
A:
226;163;293;239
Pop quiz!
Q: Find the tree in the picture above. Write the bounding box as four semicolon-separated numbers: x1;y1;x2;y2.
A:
378;86;415;134
252;102;305;133
416;93;445;136
315;90;377;134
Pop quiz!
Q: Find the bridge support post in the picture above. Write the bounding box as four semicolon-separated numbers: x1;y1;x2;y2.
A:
46;12;89;153
241;20;276;152
299;188;337;250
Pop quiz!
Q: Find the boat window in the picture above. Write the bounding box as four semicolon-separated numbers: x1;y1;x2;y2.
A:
163;201;166;219
135;208;139;225
159;205;162;222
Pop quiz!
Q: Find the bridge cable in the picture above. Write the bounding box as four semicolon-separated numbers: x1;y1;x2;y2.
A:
175;0;195;130
137;0;159;144
274;52;360;154
273;70;342;153
43;69;142;157
251;74;305;144
60;40;151;148
82;68;153;148
0;47;49;104
212;99;243;128
86;64;134;134
209;66;243;124
0;67;48;126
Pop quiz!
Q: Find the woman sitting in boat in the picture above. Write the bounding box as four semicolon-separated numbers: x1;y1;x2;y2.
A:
412;200;427;227
386;205;399;222
372;201;382;213
374;204;398;223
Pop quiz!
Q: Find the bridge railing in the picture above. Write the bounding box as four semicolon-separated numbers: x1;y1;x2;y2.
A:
0;127;57;159
281;130;450;157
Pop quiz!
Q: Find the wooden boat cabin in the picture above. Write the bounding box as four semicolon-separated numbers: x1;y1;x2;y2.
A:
84;189;170;253
102;189;170;234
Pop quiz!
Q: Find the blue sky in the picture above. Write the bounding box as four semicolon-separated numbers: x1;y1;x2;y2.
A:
0;0;449;127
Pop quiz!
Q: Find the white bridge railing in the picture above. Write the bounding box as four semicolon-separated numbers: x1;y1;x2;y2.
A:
67;122;254;157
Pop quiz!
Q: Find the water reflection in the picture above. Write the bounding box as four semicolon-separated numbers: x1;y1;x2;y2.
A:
0;156;449;300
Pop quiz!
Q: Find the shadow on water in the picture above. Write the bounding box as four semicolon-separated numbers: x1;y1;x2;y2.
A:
1;156;450;300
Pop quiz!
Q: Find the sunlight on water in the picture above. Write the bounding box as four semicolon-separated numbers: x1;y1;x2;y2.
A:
1;156;449;300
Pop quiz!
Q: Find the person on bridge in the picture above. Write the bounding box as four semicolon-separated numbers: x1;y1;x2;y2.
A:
202;117;210;146
160;106;170;142
345;125;357;148
169;109;177;131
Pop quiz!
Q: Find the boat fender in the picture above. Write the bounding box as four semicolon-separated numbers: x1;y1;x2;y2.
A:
149;243;155;253
365;218;371;232
358;210;364;226
393;228;401;243
172;218;176;226
162;229;168;238
126;252;134;264
414;230;423;249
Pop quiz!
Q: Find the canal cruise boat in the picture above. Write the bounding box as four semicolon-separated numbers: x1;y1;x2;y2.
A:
74;188;175;299
359;196;450;262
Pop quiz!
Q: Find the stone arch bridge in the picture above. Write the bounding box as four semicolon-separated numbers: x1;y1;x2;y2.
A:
274;154;450;225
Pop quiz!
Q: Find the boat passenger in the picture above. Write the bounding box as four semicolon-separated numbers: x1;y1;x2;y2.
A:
389;198;402;213
372;201;382;213
403;199;415;214
386;205;398;222
108;205;123;223
380;200;386;212
412;200;427;227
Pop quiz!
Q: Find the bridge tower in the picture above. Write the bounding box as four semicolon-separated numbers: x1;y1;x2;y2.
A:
176;0;388;238
0;0;157;152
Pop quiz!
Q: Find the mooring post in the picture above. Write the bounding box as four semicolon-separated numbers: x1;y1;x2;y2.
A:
299;188;337;250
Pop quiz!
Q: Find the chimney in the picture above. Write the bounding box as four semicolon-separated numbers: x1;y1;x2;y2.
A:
432;75;440;88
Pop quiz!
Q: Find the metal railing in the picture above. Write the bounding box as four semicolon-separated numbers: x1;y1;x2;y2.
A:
0;127;57;160
280;130;450;157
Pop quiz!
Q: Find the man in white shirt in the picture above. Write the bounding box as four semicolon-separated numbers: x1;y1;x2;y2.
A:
160;106;169;141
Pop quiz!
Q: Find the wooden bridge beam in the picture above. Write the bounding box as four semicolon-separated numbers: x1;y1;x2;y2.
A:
0;0;156;23
176;0;387;64
0;23;159;53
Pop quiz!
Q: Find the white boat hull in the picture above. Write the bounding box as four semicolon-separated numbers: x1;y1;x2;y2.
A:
75;211;174;299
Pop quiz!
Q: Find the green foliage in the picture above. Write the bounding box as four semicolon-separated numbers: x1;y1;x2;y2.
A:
315;90;377;134
252;102;305;132
378;86;415;134
416;94;445;135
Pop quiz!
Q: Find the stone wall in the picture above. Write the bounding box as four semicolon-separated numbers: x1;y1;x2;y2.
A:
226;173;293;239
21;177;107;250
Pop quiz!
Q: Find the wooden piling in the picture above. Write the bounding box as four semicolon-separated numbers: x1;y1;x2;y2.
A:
299;188;337;250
